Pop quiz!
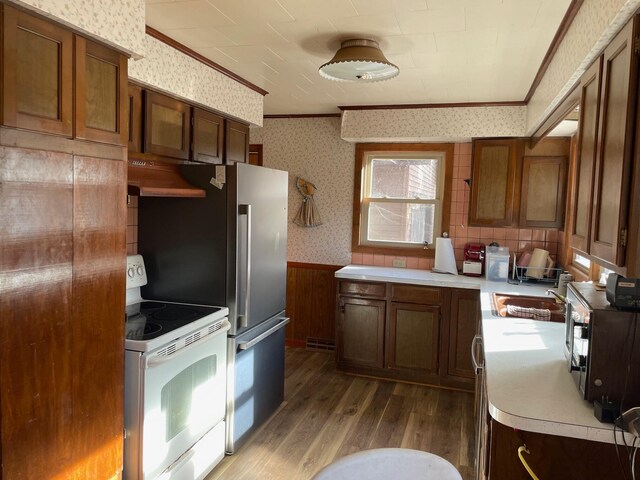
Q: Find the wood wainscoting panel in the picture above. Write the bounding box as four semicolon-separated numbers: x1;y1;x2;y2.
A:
286;263;341;348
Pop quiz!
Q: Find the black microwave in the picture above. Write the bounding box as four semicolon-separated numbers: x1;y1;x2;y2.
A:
565;283;640;408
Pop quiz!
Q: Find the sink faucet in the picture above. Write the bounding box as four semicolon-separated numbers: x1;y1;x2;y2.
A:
546;289;566;303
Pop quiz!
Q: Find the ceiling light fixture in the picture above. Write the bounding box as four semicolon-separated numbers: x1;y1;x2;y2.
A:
319;39;399;82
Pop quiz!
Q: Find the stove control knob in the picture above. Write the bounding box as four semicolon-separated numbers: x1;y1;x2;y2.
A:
136;266;144;276
127;267;135;278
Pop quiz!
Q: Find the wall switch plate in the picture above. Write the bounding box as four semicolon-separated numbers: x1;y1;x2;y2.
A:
392;259;407;268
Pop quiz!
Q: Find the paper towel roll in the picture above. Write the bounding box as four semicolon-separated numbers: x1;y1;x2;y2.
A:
432;237;459;275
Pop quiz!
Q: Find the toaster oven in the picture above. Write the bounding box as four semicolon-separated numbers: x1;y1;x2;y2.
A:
565;283;640;409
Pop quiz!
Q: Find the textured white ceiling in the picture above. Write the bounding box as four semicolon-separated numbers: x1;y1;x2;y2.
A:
146;0;573;114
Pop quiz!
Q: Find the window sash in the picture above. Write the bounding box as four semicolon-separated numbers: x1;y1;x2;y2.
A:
360;152;444;248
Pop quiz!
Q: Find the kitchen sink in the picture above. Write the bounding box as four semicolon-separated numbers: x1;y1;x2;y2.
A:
491;292;565;323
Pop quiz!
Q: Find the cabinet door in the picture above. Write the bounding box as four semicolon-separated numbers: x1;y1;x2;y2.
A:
570;58;601;254
387;302;439;375
127;83;142;153
337;296;385;368
469;139;520;226
144;90;191;160
447;289;479;380
225;119;249;163
590;18;636;266
2;5;73;137
519;156;567;228
75;37;128;145
193;107;224;164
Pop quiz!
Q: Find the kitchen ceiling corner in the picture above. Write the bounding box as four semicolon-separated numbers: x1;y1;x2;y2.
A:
145;0;573;114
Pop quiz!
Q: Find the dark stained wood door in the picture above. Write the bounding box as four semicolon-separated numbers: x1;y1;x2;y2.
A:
387;302;440;377
469;139;520;227
519;156;567;228
75;36;128;145
590;18;637;267
446;289;479;380
570;57;601;254
144;90;191;160
225;119;249;163
337;296;385;369
192;107;224;164
128;83;143;153
2;5;73;137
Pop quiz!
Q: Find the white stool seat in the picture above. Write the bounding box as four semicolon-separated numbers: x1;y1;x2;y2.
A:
312;448;462;480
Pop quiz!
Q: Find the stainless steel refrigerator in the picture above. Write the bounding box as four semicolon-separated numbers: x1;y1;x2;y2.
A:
137;163;288;453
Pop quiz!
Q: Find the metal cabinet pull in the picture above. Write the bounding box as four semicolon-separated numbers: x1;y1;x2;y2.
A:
471;334;484;374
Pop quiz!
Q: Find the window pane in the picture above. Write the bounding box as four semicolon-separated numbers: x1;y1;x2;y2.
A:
370;158;439;199
573;253;591;269
367;202;435;244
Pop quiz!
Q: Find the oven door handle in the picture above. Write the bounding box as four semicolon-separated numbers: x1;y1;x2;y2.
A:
237;317;289;351
146;320;230;368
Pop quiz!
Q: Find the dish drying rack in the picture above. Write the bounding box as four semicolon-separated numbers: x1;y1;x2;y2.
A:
509;264;562;286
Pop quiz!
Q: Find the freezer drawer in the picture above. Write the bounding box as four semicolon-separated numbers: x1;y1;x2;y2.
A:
226;312;289;453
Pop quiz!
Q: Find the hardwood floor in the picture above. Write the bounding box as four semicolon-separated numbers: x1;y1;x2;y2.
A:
207;348;476;480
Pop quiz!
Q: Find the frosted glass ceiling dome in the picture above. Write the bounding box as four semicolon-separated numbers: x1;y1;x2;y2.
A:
319;39;399;82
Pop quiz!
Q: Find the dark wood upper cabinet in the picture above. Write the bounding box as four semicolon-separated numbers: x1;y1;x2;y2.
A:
2;5;73;137
127;83;142;153
469;138;520;227
570;58;602;254
225;119;249;164
144;90;191;160
589;18;637;267
75;37;128;145
192;107;224;164
519;156;567;229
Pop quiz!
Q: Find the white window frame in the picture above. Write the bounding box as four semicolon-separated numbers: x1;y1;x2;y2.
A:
360;151;446;249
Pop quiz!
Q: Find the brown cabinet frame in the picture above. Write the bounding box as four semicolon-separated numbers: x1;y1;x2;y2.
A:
519;156;567;229
143;90;191;160
192;107;224;164
127;83;142;153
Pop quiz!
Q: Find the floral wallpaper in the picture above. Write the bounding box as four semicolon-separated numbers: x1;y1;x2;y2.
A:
526;0;640;133
250;118;355;266
12;0;145;58
129;35;264;126
341;106;526;142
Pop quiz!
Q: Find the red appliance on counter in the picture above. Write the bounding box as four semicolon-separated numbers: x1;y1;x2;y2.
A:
463;243;485;276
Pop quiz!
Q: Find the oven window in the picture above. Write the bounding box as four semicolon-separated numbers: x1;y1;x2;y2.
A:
161;355;217;441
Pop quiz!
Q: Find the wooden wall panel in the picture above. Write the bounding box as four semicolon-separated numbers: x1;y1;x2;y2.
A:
285;263;340;346
71;156;126;478
0;147;75;479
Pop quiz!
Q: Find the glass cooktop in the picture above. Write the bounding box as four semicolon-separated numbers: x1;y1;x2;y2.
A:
125;300;224;341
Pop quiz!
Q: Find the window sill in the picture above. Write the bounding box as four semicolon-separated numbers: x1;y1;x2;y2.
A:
352;244;434;258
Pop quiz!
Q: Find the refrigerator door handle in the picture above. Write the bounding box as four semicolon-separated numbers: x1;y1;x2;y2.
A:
238;204;252;328
237;317;290;351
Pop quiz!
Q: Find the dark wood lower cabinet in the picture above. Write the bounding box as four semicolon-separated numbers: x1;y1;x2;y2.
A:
387;302;440;378
338;296;385;368
335;280;477;390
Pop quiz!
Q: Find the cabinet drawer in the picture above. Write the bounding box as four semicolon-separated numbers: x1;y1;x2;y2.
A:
339;281;386;298
390;284;441;304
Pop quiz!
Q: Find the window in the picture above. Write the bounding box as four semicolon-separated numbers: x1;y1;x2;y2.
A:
573;252;591;271
352;144;453;256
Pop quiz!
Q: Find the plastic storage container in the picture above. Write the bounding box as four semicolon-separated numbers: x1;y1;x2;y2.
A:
486;246;510;281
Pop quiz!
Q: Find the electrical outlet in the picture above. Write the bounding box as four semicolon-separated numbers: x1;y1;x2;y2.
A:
392;259;406;268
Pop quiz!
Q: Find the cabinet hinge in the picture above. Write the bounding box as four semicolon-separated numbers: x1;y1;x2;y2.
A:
621;228;628;247
339;304;345;313
635;37;640;55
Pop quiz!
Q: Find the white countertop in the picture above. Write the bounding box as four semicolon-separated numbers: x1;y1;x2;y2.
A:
335;265;631;445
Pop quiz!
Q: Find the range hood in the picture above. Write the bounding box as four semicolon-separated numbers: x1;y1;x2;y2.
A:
127;160;206;198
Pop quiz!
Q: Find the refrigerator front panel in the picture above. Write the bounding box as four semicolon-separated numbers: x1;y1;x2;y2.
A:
229;163;288;335
225;311;287;453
